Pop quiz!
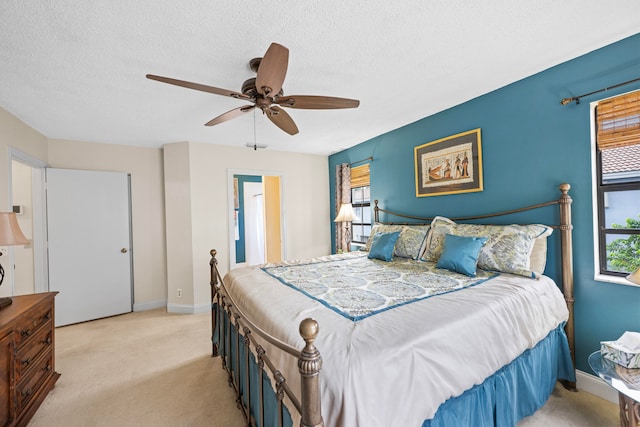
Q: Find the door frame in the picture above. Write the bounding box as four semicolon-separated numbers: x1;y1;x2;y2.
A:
8;147;48;294
227;168;286;270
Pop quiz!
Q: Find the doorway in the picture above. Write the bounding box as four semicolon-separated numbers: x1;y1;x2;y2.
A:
228;170;284;269
7;148;47;298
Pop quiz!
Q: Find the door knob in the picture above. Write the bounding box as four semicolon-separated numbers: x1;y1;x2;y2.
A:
121;248;128;253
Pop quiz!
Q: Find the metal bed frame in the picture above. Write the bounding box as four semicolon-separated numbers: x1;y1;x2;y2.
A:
209;183;575;427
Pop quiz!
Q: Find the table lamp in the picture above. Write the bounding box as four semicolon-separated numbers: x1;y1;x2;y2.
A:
626;267;640;285
0;212;29;308
334;203;359;244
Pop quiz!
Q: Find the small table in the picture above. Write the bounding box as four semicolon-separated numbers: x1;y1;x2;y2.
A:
589;351;640;427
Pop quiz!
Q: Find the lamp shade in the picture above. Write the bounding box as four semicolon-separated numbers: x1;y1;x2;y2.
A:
626;267;640;285
334;203;359;223
0;212;29;246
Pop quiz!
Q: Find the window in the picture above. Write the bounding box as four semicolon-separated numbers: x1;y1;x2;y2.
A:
593;90;640;279
350;164;371;244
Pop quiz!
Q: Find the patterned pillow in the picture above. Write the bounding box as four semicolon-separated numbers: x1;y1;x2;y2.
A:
365;224;429;259
422;217;456;262
423;216;552;278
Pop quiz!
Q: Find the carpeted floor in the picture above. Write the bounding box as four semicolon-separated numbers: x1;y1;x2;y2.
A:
29;309;619;427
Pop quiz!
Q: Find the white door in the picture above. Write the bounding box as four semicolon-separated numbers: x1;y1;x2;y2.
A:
46;169;132;326
243;182;265;265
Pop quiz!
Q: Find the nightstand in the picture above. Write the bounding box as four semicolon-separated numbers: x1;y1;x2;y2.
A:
589;350;640;427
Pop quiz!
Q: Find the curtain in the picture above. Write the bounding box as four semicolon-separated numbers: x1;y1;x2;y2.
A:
246;193;265;265
335;163;351;252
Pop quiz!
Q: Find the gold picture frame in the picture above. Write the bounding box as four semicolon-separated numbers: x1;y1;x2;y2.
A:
414;128;483;197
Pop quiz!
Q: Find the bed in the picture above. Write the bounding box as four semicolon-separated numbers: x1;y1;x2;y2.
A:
209;183;576;427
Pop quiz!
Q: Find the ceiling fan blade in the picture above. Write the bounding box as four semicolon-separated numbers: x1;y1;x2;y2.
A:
265;106;299;135
275;95;360;109
205;105;255;127
146;74;250;100
255;43;289;98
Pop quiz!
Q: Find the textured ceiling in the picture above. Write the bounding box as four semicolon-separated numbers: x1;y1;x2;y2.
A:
1;1;639;155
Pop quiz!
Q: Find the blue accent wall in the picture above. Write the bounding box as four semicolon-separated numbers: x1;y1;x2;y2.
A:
329;33;640;373
235;175;263;263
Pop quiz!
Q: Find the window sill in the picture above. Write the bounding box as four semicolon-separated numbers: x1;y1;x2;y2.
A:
594;273;640;288
350;242;365;252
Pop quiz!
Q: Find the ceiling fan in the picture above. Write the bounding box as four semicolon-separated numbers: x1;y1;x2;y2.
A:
146;43;360;135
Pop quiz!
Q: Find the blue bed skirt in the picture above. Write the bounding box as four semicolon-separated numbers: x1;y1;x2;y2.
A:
423;323;575;427
214;309;574;427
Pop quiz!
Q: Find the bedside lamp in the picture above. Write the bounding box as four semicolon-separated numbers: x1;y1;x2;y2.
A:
626;267;640;285
0;212;29;308
334;203;359;245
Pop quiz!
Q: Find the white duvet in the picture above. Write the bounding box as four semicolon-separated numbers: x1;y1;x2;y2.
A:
222;253;569;427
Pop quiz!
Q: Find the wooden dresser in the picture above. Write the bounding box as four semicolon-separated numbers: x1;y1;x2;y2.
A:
0;292;59;426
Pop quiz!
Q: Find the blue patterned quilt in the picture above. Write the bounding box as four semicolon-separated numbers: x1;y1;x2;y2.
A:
261;253;498;321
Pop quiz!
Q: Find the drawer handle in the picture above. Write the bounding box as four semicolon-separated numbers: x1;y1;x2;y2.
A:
43;364;51;372
43;337;52;345
21;358;31;367
21;389;32;398
21;329;32;337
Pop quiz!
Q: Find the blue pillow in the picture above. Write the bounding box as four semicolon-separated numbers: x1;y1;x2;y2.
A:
368;231;401;262
436;234;488;277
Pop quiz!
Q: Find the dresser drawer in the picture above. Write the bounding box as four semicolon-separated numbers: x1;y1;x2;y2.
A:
14;325;53;384
15;351;53;414
13;302;52;348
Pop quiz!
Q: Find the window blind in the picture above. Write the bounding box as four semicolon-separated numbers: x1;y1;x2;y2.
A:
596;90;640;150
350;164;370;188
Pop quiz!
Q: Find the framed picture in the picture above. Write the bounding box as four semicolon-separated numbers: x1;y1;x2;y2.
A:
414;128;483;197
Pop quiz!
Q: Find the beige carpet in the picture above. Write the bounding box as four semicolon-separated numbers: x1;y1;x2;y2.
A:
29;309;619;427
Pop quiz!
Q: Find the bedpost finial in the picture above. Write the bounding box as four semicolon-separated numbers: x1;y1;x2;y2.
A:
300;318;319;343
559;183;570;194
210;249;217;258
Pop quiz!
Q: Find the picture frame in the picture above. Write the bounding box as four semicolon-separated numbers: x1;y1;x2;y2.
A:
414;128;483;197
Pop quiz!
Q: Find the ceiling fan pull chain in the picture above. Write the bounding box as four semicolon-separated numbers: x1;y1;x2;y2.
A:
253;108;257;151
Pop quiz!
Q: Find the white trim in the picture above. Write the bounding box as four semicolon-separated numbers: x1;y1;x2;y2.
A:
595;273;640;287
166;303;210;314
31;167;48;293
590;100;601;279
7;147;46;168
133;299;166;312
227;168;287;270
576;369;618;404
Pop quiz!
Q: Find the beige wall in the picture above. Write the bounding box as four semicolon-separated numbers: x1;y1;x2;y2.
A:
163;142;195;309
164;141;331;312
1;105;331;313
0;108;48;209
48;139;167;308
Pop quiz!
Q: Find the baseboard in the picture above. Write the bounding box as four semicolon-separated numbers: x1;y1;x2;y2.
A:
166;303;210;314
133;299;166;312
576;369;618;404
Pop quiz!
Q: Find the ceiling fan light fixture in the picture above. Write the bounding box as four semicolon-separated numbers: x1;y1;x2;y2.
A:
146;42;359;136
